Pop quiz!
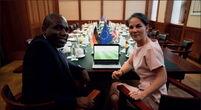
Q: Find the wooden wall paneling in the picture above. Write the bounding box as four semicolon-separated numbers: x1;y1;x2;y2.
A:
101;0;103;17
30;0;39;25
145;0;151;19
78;20;125;28
183;27;201;61
145;0;148;16
0;0;31;61
48;0;53;13
43;0;48;16
149;20;156;29
46;0;50;14
123;0;125;20
164;0;173;23
167;24;183;44
155;22;166;33
27;0;34;25
78;0;81;27
110;20;126;24
0;1;14;59
54;0;59;13
38;0;46;25
27;0;60;38
47;0;59;14
27;0;40;37
163;0;173;34
180;0;192;45
156;0;160;22
36;0;42;25
68;20;80;26
80;20;99;26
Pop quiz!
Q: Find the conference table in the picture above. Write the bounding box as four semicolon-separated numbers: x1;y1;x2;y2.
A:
69;45;201;80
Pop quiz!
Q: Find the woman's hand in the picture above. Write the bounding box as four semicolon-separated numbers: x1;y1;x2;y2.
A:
112;70;123;80
128;91;146;100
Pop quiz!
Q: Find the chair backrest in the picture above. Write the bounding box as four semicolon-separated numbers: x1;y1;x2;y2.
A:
179;40;193;58
152;30;158;36
158;34;167;40
181;40;193;51
157;34;168;46
150;30;159;39
73;24;77;29
76;23;79;28
1;85;55;110
69;25;74;33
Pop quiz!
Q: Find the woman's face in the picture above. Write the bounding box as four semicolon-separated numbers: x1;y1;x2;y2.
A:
128;17;148;42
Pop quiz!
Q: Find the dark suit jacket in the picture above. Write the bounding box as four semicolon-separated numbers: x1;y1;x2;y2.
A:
22;35;84;109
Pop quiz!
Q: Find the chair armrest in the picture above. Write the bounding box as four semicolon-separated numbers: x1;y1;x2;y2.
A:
117;85;153;110
13;65;23;73
170;50;192;54
87;89;101;99
117;79;201;110
162;44;181;48
168;78;200;98
76;89;101;110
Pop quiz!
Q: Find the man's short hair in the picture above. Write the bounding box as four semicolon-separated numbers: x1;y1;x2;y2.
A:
42;13;63;31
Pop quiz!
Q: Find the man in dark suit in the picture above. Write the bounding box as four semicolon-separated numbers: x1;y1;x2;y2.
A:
22;13;94;109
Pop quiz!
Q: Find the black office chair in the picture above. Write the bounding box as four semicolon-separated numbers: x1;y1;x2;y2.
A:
117;77;201;110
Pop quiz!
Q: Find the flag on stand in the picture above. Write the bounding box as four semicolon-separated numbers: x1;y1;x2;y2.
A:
101;16;105;22
94;27;101;44
112;29;118;41
91;27;99;48
100;23;113;44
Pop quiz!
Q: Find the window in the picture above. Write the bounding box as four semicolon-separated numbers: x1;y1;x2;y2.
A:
151;0;158;21
171;0;187;24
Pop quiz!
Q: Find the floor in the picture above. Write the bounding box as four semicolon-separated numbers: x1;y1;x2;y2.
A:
0;59;200;110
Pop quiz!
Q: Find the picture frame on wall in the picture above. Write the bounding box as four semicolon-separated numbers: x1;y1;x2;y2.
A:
190;0;201;15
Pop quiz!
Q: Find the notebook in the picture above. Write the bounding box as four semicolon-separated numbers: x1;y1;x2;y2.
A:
92;44;121;69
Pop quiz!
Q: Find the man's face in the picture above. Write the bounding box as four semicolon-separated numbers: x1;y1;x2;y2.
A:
44;16;69;48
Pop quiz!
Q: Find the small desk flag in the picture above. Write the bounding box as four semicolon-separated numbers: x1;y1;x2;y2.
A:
100;23;113;44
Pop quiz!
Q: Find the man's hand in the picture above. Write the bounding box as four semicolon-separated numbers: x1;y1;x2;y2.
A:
76;97;95;109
